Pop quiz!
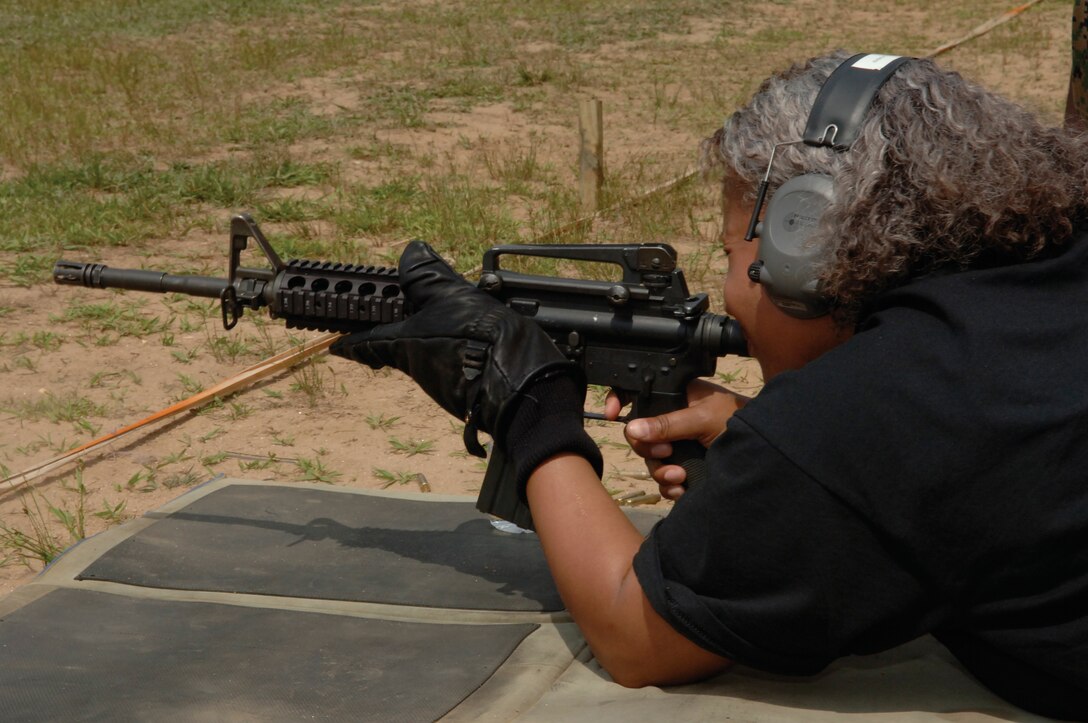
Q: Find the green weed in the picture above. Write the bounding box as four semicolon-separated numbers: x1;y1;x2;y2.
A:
123;469;158;493
88;370;140;389
93;499;128;525
163;468;203;489
201;451;229;467
0;472;89;567
289;357;335;405
226;401;253;420
296;455;342;483
199;427;226;443
176;375;205;399
0;498;65;567
372;468;420;489
0;393;107;425
171;347;199;364
388;438;435;456
13;356;36;372
238;455;280;471
59;299;169;339
365;414;400;431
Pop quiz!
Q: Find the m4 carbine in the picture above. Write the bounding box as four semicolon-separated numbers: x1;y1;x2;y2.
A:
54;213;748;528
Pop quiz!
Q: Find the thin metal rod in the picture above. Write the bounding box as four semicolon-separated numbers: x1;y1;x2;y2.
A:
1;333;341;493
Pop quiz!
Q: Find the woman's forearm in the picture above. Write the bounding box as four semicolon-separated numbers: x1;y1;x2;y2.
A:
525;453;731;687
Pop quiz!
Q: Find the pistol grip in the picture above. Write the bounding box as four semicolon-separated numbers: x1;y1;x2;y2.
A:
665;438;708;489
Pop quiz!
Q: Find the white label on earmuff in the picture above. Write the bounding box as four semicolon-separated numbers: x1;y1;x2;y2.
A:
852;54;901;71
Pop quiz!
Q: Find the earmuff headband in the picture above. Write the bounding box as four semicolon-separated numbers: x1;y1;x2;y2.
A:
803;53;911;150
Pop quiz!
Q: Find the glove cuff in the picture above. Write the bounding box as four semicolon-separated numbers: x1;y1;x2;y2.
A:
502;373;605;502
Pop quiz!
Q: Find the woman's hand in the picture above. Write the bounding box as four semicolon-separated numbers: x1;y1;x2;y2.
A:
606;380;749;499
330;241;580;448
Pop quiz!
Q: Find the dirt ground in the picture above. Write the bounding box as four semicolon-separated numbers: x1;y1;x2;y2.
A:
0;1;1074;596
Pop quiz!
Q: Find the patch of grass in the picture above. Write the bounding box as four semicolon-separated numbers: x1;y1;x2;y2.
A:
365;87;431;129
88;370;140;389
0;393;107;425
169;162;262;207
201;451;230;467
331;175;521;267
0;472;89;567
238;455;280;472
289;357;336;405
12;356;36;372
223;97;343;146
176;373;204;396
163;468;203;489
73;418;102;437
0;331;61;351
347;137;413;163
0;498;65;567
160;447;193;466
254;196;328;223
59;298;170;339
226;401;253;421
168;157;334;207
480;136;555;195
171;347;199;364
206;334;253;364
296;455;342;483
93;499;128;525
389;438;435;456
261;230;365;264
14;433;74;458
0;2;354;167
365;414;400;431
373;467;420;489
0;154;338;287
199;427;226;443
4;254;55;287
0;158;172;254
51;477;88;542
119;469;157;493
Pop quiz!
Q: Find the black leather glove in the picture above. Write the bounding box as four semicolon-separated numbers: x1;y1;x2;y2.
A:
330;241;603;491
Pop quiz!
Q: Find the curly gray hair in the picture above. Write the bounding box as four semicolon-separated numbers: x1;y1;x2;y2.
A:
702;51;1088;326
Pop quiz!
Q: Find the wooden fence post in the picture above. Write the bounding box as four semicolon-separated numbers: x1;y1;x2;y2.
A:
579;98;604;212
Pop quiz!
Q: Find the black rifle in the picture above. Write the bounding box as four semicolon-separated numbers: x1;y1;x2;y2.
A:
53;213;748;529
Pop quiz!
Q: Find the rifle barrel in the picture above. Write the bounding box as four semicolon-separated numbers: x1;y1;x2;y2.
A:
53;261;229;299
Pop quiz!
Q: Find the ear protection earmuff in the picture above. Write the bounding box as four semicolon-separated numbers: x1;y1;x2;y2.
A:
744;53;913;319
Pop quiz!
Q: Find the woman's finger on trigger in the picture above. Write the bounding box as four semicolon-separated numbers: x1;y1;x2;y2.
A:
604;391;624;421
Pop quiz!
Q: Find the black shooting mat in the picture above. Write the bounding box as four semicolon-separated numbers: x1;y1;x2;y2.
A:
77;484;661;611
0;587;537;722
